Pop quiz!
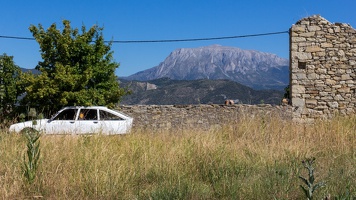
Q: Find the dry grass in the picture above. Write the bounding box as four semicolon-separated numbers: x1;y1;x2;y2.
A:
1;113;356;199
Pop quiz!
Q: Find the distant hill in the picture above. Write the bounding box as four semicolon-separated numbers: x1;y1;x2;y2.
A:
126;45;289;90
20;68;40;74
120;78;284;105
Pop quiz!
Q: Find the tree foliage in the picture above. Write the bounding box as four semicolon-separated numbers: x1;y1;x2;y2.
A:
21;20;128;114
0;54;22;120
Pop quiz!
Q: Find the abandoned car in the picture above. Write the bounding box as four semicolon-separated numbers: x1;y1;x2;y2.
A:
9;106;133;135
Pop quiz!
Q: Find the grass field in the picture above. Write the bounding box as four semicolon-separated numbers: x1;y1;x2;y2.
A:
1;113;355;199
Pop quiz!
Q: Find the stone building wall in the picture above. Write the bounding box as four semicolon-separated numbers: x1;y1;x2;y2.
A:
119;104;291;131
290;15;356;121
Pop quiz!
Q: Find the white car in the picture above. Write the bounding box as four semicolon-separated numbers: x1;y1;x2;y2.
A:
9;106;133;135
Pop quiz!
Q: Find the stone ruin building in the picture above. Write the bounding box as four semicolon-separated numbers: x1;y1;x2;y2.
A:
290;15;356;122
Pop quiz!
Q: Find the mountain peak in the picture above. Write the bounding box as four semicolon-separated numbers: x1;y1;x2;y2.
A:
127;45;289;90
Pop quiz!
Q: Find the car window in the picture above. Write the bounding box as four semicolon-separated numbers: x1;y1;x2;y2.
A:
53;109;78;120
78;109;98;120
99;110;124;120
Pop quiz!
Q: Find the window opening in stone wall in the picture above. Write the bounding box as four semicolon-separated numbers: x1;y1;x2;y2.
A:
298;61;306;69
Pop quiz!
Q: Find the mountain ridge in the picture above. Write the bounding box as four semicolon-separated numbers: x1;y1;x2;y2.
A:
126;45;289;90
120;78;285;105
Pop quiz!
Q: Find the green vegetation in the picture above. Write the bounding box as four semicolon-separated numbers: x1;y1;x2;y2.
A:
22;129;41;184
0;54;23;122
1;20;128;120
1;113;356;199
299;157;325;200
20;20;128;115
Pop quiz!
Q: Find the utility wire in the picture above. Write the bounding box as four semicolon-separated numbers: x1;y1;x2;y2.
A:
0;31;288;43
0;35;35;40
112;31;289;43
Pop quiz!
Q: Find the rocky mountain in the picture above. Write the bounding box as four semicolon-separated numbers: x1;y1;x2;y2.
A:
126;45;289;90
120;78;285;105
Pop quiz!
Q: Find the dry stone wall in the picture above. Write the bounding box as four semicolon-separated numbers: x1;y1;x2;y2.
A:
290;15;356;121
119;104;291;131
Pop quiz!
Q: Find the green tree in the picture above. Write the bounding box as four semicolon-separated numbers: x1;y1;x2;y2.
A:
0;54;22;121
21;20;128;114
284;85;290;99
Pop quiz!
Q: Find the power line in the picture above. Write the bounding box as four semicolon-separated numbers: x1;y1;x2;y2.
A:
0;35;35;40
112;31;289;43
0;31;289;43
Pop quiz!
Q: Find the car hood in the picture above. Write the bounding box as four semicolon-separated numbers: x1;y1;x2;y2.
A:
9;119;49;133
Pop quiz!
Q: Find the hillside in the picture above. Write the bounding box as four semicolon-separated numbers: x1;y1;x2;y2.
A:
20;67;40;74
120;78;284;105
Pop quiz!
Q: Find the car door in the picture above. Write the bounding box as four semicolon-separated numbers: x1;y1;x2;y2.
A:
45;108;78;134
76;108;101;134
99;109;128;134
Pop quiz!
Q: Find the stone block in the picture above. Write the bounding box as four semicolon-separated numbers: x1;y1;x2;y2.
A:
305;90;319;94
349;60;356;65
332;85;342;89
291;43;298;51
308;26;321;31
328;71;335;75
316;68;327;74
294;52;312;60
307;73;319;79
317;51;327;57
292;73;307;80
305;46;324;52
319;92;329;96
325;79;336;85
306;99;318;105
316;31;326;36
327;101;339;108
315;105;328;110
292;37;307;42
291;25;306;32
334;94;345;101
292;85;306;94
300;32;316;37
325;35;337;39
292;97;305;107
341;74;351;80
321;43;333;48
338;87;350;93
333;26;341;33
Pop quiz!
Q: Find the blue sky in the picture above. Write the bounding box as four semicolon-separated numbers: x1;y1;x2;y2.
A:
1;0;356;76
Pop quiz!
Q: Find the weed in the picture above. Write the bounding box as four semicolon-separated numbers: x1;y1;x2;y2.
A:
22;128;41;184
299;157;325;200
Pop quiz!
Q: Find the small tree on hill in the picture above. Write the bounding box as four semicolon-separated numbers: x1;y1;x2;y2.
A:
20;20;128;115
0;54;22;121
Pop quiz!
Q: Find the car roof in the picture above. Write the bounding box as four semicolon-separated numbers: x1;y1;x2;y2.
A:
51;106;132;119
59;106;133;119
63;106;109;109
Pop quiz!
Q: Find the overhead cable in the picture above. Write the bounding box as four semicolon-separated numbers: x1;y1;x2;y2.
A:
0;30;289;43
0;35;35;40
111;31;289;43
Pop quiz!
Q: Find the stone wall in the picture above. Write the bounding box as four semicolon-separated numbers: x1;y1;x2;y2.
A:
290;15;356;121
119;104;291;131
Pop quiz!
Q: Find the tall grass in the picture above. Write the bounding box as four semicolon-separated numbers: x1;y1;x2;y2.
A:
0;113;355;199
